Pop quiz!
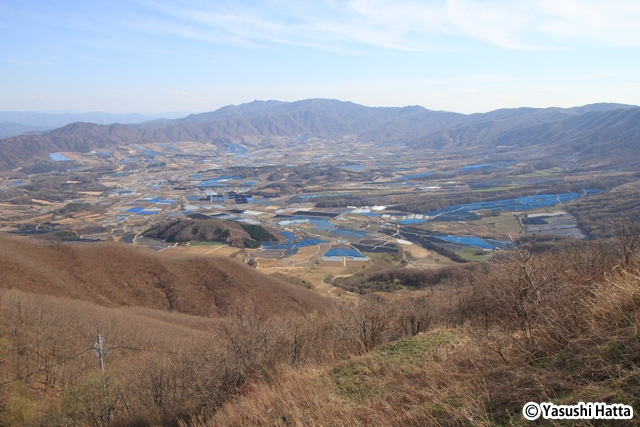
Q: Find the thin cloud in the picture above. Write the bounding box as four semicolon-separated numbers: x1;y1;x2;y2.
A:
134;0;640;52
538;0;640;45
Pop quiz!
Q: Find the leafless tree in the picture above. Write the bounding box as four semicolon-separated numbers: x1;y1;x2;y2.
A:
334;296;394;354
609;219;640;270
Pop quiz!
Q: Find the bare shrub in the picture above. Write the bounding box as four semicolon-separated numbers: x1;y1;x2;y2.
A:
588;265;640;347
609;220;640;270
218;299;289;386
333;296;395;354
55;372;123;427
395;295;433;336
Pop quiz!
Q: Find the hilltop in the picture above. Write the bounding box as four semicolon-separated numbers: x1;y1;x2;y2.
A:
143;217;281;248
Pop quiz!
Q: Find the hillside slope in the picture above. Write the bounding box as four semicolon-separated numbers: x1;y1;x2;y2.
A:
1;237;638;426
0;235;331;316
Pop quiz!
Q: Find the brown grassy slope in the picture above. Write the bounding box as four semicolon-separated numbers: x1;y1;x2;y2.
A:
0;235;331;317
0;288;215;353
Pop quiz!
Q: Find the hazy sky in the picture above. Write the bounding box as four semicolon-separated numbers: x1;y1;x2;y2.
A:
2;0;640;114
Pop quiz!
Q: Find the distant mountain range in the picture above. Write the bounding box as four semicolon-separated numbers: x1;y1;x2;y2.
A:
0;99;638;171
0;121;51;139
0;111;191;139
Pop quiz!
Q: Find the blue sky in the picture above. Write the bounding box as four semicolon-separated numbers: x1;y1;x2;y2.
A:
2;0;640;114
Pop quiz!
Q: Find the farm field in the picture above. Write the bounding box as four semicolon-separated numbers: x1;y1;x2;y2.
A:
0;120;635;290
458;247;493;262
189;241;224;246
469;214;522;238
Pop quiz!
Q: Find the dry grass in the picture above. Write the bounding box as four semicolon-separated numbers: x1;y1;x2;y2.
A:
0;234;332;317
2;232;640;426
0;288;338;427
191;330;496;427
188;239;640;427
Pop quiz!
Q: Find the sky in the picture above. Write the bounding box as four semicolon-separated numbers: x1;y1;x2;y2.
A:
2;0;640;114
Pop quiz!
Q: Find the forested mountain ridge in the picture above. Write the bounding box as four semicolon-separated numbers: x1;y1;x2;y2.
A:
0;99;638;171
